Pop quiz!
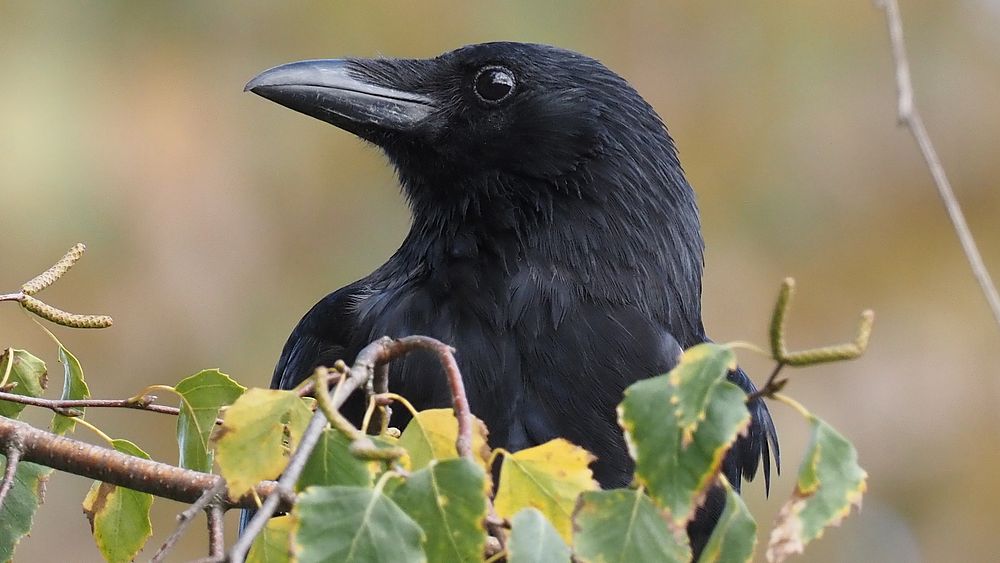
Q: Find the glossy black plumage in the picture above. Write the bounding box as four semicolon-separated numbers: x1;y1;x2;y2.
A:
246;42;779;553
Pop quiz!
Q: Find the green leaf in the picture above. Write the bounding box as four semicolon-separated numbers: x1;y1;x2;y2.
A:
0;458;52;562
49;338;90;435
397;408;492;471
213;389;314;497
389;458;488;562
174;369;245;472
0;349;48;419
247;515;294;563
507;508;571;563
494;438;597;542
298;428;373;490
698;478;757;563
767;416;867;562
573;488;691;563
618;372;750;527
293;485;426;563
667;343;737;445
82;439;154;563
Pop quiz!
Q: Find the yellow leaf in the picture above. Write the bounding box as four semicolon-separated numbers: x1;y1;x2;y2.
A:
247;515;294;563
494;439;597;542
213;389;314;497
398;408;491;471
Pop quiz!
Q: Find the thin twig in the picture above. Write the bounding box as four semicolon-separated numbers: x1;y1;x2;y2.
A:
369;362;391;433
227;410;323;562
0;440;24;511
875;0;1000;329
420;338;474;459
747;362;788;403
292;360;345;397
152;480;227;563
208;504;225;558
0;390;215;420
312;369;405;461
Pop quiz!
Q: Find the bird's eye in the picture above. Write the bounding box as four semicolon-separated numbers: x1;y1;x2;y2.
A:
473;66;516;103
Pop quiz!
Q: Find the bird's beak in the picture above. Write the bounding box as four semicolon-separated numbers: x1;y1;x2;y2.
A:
244;59;434;135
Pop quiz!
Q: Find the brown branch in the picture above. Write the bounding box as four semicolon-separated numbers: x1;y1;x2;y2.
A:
0;415;282;510
0;440;24;511
747;362;788;403
0;390;215;420
874;0;1000;329
369;362;391;433
208;504;225;558
152;480;227;563
292;361;344;397
408;337;473;459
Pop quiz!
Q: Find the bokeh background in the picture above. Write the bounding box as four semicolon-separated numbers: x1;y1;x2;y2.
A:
1;1;998;561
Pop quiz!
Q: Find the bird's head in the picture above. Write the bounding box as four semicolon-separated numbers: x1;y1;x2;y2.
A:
245;42;692;218
248;42;705;337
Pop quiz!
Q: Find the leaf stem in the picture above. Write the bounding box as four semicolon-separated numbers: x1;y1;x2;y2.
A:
772;393;813;420
73;418;115;447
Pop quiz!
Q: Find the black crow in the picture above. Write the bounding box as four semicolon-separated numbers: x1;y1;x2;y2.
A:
245;42;778;554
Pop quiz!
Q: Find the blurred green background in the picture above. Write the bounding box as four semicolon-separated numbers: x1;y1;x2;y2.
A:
1;1;998;561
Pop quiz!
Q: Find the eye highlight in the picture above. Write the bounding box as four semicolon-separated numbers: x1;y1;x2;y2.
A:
473;66;516;103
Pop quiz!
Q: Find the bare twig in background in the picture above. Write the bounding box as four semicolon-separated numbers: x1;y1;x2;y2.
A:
875;0;1000;330
152;480;227;563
